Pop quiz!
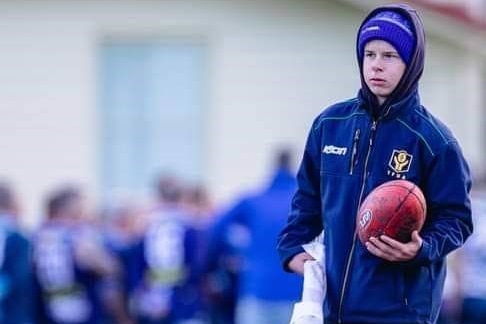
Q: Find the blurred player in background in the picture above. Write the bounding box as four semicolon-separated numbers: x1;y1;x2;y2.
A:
100;193;146;324
129;175;200;324
450;177;486;324
181;183;216;323
277;4;473;324
207;148;301;324
33;186;119;324
437;175;486;324
0;181;33;324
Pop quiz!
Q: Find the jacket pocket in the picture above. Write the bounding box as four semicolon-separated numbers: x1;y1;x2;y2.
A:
402;265;432;317
398;267;408;306
321;128;361;176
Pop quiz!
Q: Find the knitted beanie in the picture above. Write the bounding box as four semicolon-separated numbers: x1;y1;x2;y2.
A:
358;10;415;64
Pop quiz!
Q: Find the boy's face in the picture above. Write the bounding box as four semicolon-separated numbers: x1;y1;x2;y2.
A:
363;40;406;105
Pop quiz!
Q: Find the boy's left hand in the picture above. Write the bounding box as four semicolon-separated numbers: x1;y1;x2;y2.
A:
365;230;423;262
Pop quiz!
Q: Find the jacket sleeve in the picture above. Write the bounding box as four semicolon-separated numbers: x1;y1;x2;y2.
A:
411;141;473;265
277;118;324;271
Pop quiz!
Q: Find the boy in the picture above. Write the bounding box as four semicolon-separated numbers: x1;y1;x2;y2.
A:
277;4;473;324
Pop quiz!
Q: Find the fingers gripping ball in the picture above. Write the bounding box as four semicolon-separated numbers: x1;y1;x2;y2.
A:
357;180;426;244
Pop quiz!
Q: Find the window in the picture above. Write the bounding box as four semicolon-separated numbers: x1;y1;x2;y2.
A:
99;41;207;195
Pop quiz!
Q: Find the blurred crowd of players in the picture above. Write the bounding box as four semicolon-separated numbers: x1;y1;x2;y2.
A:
0;149;301;324
0;150;485;324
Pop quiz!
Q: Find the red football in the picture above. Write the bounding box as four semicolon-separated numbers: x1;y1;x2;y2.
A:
356;179;426;244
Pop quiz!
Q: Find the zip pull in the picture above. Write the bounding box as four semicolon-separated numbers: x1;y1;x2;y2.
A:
369;121;377;146
349;129;361;175
371;120;377;132
338;120;379;324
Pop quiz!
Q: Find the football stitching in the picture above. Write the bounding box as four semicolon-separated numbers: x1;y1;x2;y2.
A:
409;190;427;217
383;184;415;240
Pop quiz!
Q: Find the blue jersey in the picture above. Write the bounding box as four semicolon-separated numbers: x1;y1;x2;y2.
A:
33;223;102;324
0;215;33;324
460;191;486;299
129;206;198;321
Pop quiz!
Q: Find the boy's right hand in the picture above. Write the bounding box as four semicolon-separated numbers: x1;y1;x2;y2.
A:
288;252;315;275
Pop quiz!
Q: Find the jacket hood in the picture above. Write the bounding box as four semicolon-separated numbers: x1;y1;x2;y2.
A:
356;4;426;115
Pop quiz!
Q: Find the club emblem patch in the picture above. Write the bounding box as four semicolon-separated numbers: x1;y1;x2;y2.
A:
388;149;413;174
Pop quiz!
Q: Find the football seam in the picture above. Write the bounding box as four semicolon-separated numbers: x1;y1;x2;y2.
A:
409;191;427;216
393;183;426;222
382;186;416;238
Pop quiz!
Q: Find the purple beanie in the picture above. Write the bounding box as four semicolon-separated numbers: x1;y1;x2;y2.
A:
358;10;416;64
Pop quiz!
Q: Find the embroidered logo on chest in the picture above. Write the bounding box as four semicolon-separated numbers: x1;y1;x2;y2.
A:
322;145;347;156
387;149;413;179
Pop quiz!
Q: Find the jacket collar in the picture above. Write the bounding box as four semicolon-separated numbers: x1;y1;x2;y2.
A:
358;89;420;120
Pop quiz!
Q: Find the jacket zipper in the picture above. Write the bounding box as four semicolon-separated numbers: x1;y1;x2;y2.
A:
338;120;377;323
349;129;361;175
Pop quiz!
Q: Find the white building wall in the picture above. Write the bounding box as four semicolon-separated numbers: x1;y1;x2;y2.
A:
0;0;482;226
421;37;485;174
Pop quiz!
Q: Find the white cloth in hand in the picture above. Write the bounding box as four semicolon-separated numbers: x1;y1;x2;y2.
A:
289;232;326;324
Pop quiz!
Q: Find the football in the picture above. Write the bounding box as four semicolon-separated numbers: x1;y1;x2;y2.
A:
356;179;426;244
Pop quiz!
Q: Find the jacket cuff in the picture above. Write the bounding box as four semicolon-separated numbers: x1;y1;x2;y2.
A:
281;246;306;273
407;238;431;266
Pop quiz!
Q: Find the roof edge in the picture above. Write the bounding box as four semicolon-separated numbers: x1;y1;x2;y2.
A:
336;0;486;56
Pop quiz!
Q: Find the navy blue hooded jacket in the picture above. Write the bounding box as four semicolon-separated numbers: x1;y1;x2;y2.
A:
277;4;472;324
